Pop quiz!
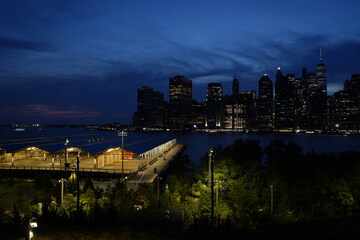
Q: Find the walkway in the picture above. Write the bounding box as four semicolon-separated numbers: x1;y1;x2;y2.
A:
126;144;185;188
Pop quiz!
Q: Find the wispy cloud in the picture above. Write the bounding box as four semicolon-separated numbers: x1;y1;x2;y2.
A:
1;105;102;120
0;37;56;52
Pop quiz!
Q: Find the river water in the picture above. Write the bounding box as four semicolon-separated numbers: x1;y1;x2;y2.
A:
1;127;359;165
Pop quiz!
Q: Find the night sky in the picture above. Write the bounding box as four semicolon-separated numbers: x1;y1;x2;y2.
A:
1;0;360;124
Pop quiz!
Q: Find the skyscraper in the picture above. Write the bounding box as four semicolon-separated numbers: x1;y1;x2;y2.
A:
133;86;165;129
205;83;223;128
316;48;327;94
332;74;360;131
305;51;328;130
231;76;240;129
333;90;358;130
256;74;273;130
274;66;294;130
169;75;192;130
238;91;256;129
191;100;205;129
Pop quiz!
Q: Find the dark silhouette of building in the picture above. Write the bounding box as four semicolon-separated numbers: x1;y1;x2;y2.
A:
231;76;240;129
293;77;306;130
274;67;294;130
333;90;358;130
205;83;223;128
333;74;360;130
316;48;327;94
191;100;205;129
133;86;165;129
256;74;273;131
238;91;256;130
169;75;192;130
304;51;327;131
301;50;328;131
327;95;335;131
350;74;360;129
131;51;360;133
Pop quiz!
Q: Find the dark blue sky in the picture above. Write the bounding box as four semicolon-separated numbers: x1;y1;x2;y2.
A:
1;0;360;124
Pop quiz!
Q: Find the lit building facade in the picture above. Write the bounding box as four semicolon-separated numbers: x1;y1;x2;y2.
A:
169;75;192;130
333;74;360;130
238;91;256;130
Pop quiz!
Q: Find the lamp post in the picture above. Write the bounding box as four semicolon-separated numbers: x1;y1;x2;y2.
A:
270;185;275;215
215;180;221;205
118;131;127;179
58;178;67;207
157;176;162;207
76;156;80;219
124;176;128;188
64;138;69;170
208;148;215;228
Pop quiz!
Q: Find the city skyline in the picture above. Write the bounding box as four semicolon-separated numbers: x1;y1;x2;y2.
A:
1;0;360;124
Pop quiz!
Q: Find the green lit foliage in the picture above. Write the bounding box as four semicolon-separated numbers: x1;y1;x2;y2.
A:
66;172;77;195
112;182;140;217
2;139;360;231
225;177;261;229
166;154;195;200
80;189;97;216
97;196;111;212
263;141;360;221
62;193;77;218
183;180;211;227
214;201;231;226
136;183;156;209
162;186;182;210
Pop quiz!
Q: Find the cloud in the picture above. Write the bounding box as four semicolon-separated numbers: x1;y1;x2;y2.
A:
192;74;234;85
0;105;102;120
0;36;55;52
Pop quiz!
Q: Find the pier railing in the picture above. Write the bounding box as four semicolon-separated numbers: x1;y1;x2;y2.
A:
0;165;133;174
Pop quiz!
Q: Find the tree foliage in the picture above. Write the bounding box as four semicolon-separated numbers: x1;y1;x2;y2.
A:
2;139;360;232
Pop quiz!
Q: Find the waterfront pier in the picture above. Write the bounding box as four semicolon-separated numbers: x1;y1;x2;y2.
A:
0;131;183;183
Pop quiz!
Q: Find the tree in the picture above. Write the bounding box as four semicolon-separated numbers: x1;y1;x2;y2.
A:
83;178;95;193
80;189;97;217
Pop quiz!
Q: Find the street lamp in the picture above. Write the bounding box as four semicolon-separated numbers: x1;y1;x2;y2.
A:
75;156;80;219
118;131;127;179
214;180;221;205
157;176;162;207
270;185;278;215
58;178;67;207
64;138;69;170
124;176;128;188
208;148;215;228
